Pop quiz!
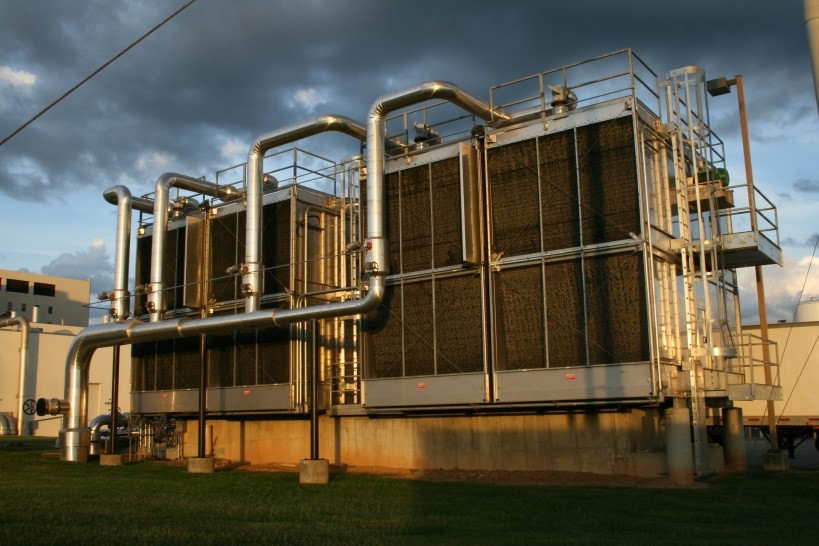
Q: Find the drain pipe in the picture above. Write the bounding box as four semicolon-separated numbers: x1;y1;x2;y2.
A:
103;186;155;321
147;173;235;322
0;315;30;436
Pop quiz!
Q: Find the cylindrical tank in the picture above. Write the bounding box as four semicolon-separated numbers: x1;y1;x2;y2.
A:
795;298;819;323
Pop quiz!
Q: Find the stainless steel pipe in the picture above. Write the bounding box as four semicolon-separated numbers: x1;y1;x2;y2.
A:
103;186;155;320
0;316;30;436
147;173;235;322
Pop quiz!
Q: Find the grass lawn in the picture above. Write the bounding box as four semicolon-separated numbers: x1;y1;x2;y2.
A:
1;436;817;545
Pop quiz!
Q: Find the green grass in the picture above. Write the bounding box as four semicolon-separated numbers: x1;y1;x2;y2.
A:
1;437;817;545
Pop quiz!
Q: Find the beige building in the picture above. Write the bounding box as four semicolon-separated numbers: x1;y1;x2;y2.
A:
1;269;91;327
1;270;129;437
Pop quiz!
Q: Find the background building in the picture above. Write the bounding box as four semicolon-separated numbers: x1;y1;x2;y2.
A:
0;270;129;437
0;269;91;327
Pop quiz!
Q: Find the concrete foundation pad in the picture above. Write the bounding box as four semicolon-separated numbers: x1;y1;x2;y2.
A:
99;454;123;467
188;456;215;474
762;450;789;471
299;458;330;484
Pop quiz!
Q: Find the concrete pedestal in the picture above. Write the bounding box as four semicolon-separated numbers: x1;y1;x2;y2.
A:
722;407;747;472
299;458;330;484
188;456;215;474
99;454;123;467
763;450;789;471
665;407;694;485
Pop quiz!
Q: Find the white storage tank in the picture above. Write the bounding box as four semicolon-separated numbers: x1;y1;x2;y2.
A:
794;298;819;323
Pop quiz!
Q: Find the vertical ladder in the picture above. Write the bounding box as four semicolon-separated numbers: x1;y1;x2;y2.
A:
663;66;723;476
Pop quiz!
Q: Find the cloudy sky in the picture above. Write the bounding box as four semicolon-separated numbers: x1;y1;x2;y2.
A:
1;0;817;324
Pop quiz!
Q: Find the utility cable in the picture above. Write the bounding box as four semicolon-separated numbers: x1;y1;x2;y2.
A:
0;0;199;149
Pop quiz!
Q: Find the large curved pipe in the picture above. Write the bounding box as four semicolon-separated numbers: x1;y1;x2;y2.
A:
55;84;499;461
103;186;155;320
365;80;509;255
244;114;374;312
148;173;235;322
0;316;30;436
57;276;384;461
89;412;128;455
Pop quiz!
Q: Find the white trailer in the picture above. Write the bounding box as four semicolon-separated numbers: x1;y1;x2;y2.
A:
738;300;819;457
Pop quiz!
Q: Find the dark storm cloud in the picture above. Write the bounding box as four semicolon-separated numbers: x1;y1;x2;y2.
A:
0;0;813;201
794;178;819;192
782;233;819;248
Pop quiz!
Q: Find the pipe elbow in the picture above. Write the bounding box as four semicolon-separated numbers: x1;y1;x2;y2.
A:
103;185;132;207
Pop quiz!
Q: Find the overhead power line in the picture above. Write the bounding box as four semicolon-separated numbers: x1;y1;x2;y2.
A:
0;0;199;149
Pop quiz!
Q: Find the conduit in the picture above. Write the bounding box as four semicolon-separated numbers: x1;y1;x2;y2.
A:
0;315;30;436
147;173;235;322
48;81;510;461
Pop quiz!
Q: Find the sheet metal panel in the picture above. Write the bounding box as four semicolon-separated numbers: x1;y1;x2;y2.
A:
363;373;486;408
494;362;653;404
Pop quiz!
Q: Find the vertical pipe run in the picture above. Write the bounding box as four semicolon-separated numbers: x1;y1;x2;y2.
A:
198;333;207;458
148;173;234;322
109;345;120;454
310;322;319;460
0;316;30;436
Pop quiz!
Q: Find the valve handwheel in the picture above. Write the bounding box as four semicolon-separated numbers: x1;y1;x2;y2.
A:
23;399;37;416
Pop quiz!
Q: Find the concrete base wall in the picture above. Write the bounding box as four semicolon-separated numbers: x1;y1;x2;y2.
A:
179;408;718;479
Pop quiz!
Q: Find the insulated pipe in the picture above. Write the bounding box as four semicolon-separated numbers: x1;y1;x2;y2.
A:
148;173;235;322
58;93;508;460
57;277;384;461
365;80;510;257
0;316;30;436
103;185;155;320
244;114;372;312
807;0;819;113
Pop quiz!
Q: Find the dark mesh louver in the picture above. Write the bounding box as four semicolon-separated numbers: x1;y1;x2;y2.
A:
434;274;483;374
364;157;464;275
584;253;649;364
431;157;463;268
258;326;290;384
173;336;201;389
364;284;403;378
544;259;586;367
488;139;541;257
156;339;174;390
132;341;155;391
495;265;546;370
262;201;291;294
361;172;401;273
133;227;185;315
399;166;432;273
401;280;435;376
539;131;580;250
235;330;258;386
134;236;152;316
209;211;245;303
208;333;235;388
364;274;484;378
576;117;639;245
